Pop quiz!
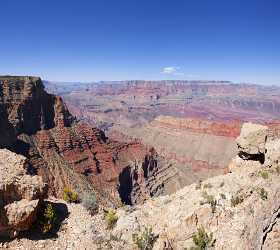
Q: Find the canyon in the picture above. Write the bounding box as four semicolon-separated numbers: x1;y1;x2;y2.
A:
45;80;280;189
1;76;280;249
2;118;280;249
0;76;174;211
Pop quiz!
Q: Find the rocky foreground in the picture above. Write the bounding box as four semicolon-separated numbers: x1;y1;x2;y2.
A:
1;122;280;249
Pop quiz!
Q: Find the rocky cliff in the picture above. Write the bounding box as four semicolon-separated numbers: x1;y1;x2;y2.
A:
0;76;171;207
0;149;47;239
6;122;279;250
100;122;280;249
111;116;238;193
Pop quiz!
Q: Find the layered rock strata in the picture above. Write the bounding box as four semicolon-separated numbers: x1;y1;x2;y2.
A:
0;76;171;207
103;123;280;249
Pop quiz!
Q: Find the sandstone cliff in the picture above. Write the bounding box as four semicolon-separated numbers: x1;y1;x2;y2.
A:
0;76;170;207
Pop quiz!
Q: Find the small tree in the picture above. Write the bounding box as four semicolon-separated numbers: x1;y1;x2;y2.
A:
190;227;215;250
39;203;57;234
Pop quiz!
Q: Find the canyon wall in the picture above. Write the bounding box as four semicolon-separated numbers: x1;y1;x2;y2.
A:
106;123;280;250
0;76;173;207
110;116;239;191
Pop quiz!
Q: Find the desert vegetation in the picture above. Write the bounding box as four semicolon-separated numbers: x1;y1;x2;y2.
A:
132;226;157;250
63;187;79;203
189;227;215;250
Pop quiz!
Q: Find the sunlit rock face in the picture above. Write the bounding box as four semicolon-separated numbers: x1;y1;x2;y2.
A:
0;76;173;207
0;149;47;238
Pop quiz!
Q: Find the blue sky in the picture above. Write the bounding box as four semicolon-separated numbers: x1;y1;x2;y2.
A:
1;0;280;84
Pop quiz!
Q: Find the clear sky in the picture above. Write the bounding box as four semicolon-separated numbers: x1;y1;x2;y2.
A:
1;0;280;84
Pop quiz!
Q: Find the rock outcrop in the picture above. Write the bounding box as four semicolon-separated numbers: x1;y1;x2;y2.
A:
2;121;280;249
0;76;171;207
0;149;47;238
236;123;268;161
98;123;280;250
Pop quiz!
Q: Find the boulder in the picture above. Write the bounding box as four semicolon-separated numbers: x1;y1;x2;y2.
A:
0;149;47;238
236;123;268;160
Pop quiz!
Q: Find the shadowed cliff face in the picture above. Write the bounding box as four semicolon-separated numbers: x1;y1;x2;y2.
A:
0;76;171;207
0;76;73;136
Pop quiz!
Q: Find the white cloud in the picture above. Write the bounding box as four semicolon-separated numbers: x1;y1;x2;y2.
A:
161;67;200;78
161;66;180;74
161;67;185;76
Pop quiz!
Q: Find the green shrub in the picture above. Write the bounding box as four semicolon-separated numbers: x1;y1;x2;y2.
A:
132;226;157;250
219;182;225;188
63;187;79;203
231;194;244;207
39;203;57;234
259;171;269;180
200;191;217;213
257;188;268;200
82;193;98;215
190;227;215;250
105;210;118;229
276;166;280;175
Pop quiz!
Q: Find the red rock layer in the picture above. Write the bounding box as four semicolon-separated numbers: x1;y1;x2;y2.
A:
151;116;242;138
0;76;166;206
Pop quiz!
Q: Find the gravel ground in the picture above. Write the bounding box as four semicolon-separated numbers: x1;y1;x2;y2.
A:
0;198;117;250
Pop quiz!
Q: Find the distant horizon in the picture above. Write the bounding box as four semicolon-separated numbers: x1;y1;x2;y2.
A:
1;74;279;87
43;78;276;87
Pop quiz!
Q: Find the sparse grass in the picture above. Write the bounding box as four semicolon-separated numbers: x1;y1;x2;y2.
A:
82;193;98;215
257;187;268;200
189;227;215;250
259;171;269;180
39;203;57;234
220;193;226;199
105;210;118;229
203;183;212;189
200;191;217;213
63;187;79;203
132;226;157;250
231;194;244;207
